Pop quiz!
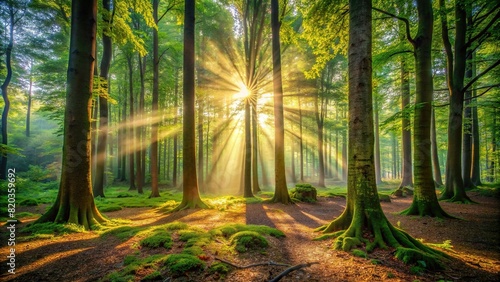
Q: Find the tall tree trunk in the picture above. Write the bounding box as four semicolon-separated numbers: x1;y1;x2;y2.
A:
374;96;382;184
462;59;473;190
270;0;291;204
402;0;450;217
319;0;443;268
252;101;261;193
172;0;207;210
299;97;304;182
471;96;481;186
173;68;179;187
127;55;136;191
93;0;112;197
431;108;443;185
135;54;145;194
244;99;253;197
439;0;472;203
26;63;33;138
150;0;160;197
198;99;205;192
1;3;14;179
36;0;106;229
315;90;326;187
399;57;413;188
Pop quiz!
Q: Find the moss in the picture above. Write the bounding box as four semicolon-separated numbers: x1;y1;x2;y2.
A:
21;222;85;235
378;193;391;202
290;183;318;203
352;249;368;258
164;221;189;231
395;247;443;270
123;255;139;266
97;204;122;212
140;231;172;249
164;254;205;276
337;236;363;251
230;231;268;253
142;270;163;281
209;261;230;275
100;226;142;240
19;198;38;206
182;246;204;256
211;223;285;238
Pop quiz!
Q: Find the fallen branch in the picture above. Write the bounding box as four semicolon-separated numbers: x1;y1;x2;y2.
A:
214;257;291;269
268;262;319;282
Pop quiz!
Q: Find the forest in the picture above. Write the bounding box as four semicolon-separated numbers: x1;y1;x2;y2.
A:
0;0;499;281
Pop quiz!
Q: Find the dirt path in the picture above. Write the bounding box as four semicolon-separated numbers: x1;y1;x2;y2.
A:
1;192;499;281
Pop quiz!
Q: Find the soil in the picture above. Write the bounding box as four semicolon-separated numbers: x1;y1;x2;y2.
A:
1;191;500;282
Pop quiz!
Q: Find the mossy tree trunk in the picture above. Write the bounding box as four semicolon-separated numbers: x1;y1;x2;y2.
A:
270;0;291;204
398;57;413;190
36;0;106;229
318;0;444;268
400;0;452;217
172;0;208;211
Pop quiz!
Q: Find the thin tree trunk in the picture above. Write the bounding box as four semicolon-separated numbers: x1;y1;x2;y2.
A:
431;108;443;185
26;64;33;138
0;3;13;179
127;55;136;191
374;96;382;184
150;0;161;197
270;0;291;204
399;57;413;188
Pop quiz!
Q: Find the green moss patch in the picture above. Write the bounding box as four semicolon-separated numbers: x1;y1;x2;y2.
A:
164;254;205;276
19;198;38;206
22;222;85;235
230;231;269;253
211;223;285;238
140;230;173;249
100;226;142;240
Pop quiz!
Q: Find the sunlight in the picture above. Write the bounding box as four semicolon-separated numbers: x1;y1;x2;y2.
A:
232;82;251;101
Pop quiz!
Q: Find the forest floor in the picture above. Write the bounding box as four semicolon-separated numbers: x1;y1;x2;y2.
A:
1;189;500;282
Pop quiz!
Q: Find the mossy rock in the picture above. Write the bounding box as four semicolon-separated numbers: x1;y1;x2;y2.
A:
164;254;205;276
230;231;268;253
290;183;317;203
140;231;173;249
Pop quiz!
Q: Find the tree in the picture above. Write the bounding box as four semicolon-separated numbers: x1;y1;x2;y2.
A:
0;1;17;180
36;0;106;229
93;0;112;198
270;0;291;204
373;1;450;217
149;0;161;198
317;0;444;269
171;0;208;210
439;0;499;203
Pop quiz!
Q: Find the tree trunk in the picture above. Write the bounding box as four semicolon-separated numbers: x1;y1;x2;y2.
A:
198;99;205;192
270;0;291;204
252;101;261;193
471;96;481;186
319;0;443;268
172;0;207;210
399;57;413;188
244;99;253;197
173;68;179;187
299;97;304;182
430;108;443;185
36;0;106;229
374;96;382;184
150;0;160;198
135;54;145;194
462;60;473;190
127;55;136;191
439;0;472;203
93;0;112;197
0;3;14;180
26;63;33;138
402;0;451;217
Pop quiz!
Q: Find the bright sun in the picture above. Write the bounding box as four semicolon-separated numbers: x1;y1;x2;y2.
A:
232;83;251;101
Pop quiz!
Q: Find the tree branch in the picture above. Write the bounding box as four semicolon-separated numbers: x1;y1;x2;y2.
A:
465;8;500;48
462;59;500;92
372;7;414;45
268;262;319;282
464;84;500;101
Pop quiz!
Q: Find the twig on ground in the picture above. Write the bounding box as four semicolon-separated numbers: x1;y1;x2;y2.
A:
214;257;290;269
268;262;319;282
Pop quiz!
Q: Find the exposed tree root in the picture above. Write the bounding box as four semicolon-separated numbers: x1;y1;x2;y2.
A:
439;192;476;204
318;208;447;270
169;198;210;212
214;257;318;282
268;262;319;282
36;198;107;230
400;199;456;218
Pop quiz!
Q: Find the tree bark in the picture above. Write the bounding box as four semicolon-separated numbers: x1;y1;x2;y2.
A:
374;96;382;184
150;0;160;198
402;0;451;217
398;57;413;188
127;55;136;191
172;0;207;210
270;0;291;204
26;63;33;138
93;0;112;197
36;0;106;229
0;3;14;180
